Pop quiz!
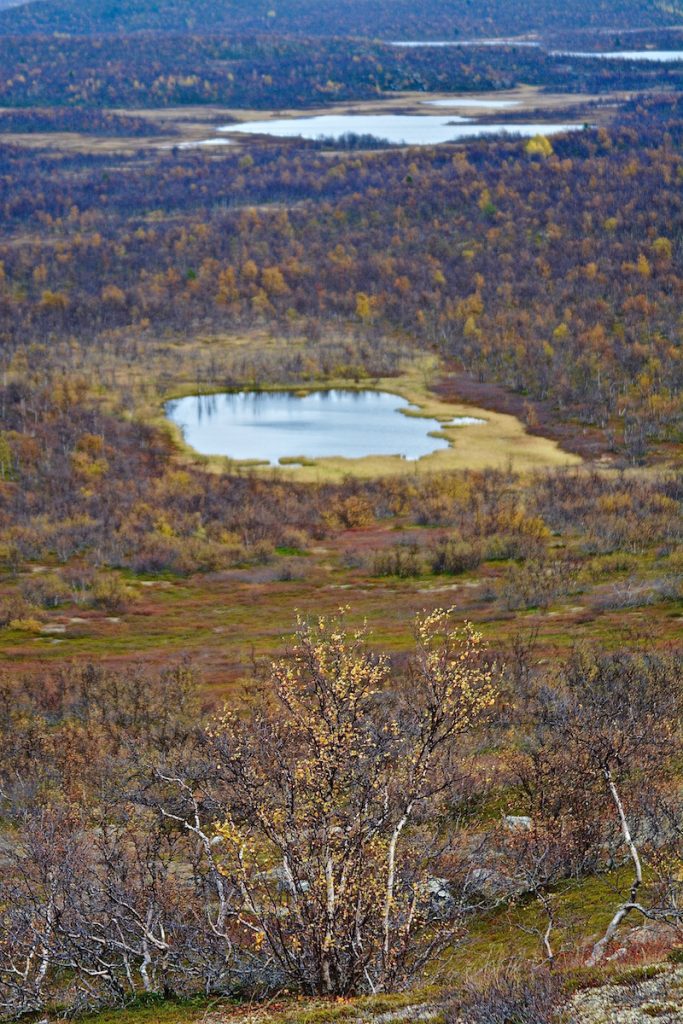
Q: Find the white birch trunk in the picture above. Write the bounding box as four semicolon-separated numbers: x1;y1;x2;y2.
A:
588;768;643;965
383;802;413;962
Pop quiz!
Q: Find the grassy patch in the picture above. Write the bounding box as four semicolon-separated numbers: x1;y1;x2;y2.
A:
80;989;437;1024
448;868;636;975
80;994;230;1024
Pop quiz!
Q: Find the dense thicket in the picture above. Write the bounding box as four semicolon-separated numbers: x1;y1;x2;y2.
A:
0;108;165;136
0;0;680;39
0;628;680;1015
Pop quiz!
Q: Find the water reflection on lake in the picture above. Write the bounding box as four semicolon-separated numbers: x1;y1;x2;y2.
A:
165;390;483;465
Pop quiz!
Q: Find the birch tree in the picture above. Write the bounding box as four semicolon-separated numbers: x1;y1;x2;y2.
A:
213;609;496;996
519;649;682;965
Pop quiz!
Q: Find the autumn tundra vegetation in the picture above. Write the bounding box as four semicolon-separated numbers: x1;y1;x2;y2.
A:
1;619;682;1019
0;0;681;1020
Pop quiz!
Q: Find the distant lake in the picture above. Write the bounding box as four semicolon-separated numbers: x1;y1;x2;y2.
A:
392;39;541;47
421;98;521;109
392;40;683;62
551;49;683;61
191;113;585;148
165;390;483;465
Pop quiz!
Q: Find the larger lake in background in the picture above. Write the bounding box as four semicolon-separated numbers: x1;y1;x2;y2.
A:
392;41;683;62
192;114;585;148
165;390;477;464
391;39;542;47
551;49;683;61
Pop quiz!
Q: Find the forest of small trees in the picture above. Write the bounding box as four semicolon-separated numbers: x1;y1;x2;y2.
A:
0;109;165;137
0;96;681;460
0;33;681;111
0;0;678;39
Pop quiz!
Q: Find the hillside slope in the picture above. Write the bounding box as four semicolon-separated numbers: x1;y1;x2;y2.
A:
0;0;681;37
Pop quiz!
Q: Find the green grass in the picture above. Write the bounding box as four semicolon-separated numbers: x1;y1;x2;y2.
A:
79;989;439;1024
80;994;230;1024
2;551;678;688
447;868;638;977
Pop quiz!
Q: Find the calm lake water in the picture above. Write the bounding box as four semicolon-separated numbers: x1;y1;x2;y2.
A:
196;113;584;148
165;390;474;464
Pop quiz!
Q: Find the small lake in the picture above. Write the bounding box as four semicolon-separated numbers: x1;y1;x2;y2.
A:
196;113;584;148
165;390;481;465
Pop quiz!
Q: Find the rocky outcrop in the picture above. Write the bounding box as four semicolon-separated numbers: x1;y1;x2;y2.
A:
570;964;683;1023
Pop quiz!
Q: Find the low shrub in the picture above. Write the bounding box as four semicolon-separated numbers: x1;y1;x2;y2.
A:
372;542;422;578
499;558;580;611
443;966;566;1024
20;572;71;609
585;553;640;580
91;572;133;613
428;538;482;576
591;575;682;611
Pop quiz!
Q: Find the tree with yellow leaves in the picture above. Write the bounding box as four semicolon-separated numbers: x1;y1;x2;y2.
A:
525;135;554;159
212;609;496;996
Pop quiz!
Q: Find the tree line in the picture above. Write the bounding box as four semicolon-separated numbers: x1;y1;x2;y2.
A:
0;34;681;111
0;0;677;39
0;108;165;137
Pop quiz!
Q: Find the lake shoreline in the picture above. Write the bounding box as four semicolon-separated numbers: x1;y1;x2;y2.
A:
159;359;582;481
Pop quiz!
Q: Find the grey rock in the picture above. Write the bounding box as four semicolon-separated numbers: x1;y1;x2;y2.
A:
503;814;533;831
